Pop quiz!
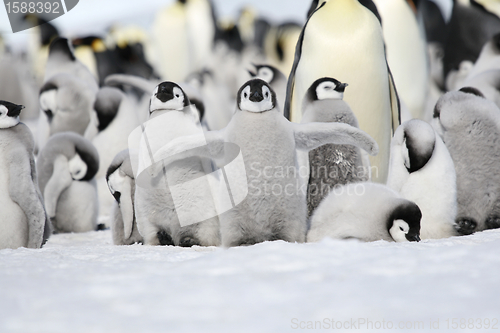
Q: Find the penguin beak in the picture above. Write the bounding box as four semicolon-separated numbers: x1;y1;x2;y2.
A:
249;90;263;102
336;83;348;93
406;234;421;242
156;91;174;103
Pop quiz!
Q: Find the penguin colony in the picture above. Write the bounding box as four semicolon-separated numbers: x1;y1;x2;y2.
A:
1;0;500;249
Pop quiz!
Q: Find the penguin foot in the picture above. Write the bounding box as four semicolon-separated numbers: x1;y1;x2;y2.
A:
179;236;201;247
157;230;175;246
455;218;477;235
486;216;500;230
96;224;108;231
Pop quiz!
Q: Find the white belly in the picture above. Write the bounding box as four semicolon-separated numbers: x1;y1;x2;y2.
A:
0;155;28;249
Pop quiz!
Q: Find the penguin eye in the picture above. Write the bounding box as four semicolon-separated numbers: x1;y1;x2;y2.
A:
175;94;180;98
244;93;248;98
265;92;269;98
399;227;404;231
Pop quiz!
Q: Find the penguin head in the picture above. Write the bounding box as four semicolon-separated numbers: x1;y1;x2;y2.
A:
107;162;125;204
400;120;436;174
150;81;190;114
387;201;422;242
68;153;88;180
0;101;24;129
248;64;280;85
94;87;123;132
237;79;277;113
48;37;77;62
307;77;348;101
39;82;58;123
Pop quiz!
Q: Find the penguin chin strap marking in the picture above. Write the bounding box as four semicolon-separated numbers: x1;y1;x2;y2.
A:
240;99;275;113
149;97;185;114
0;116;20;129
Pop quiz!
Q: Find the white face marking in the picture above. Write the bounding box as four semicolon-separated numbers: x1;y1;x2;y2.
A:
0;105;20;129
40;90;57;114
107;168;127;195
389;220;410;242
149;86;185;113
239;85;274;112
68;153;87;180
316;81;344;100
257;67;274;83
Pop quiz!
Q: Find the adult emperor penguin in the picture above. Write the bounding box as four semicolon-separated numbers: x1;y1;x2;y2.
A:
372;0;429;120
387;119;458;239
44;37;98;91
285;0;401;184
93;87;141;224
248;64;287;111
301;78;371;217
150;79;379;247
37;132;100;233
307;182;421;243
0;101;47;249
132;81;221;247
432;88;500;235
107;150;143;245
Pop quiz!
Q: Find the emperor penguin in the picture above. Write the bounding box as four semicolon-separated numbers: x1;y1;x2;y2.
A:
300;78;370;218
307;182;422;243
150;79;379;247
92;87;141;224
106;150;143;245
44;37;98;91
285;0;401;184
132;81;221;247
387;119;458;239
247;64;287;111
432;88;500;235
372;0;429;120
37;132;100;233
0;101;47;249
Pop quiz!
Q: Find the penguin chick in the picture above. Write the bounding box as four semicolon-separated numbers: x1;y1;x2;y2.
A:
37;132;100;233
0;101;47;249
432;88;500;235
307;182;422;243
387;119;458;239
301;77;370;217
248;64;287;110
106;150;143;245
133;81;221;247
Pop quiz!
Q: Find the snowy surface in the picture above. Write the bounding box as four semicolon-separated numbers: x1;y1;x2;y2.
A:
2;229;500;332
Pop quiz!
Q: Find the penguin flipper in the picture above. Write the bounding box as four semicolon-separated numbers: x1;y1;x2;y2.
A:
388;67;401;133
292;122;379;156
8;148;46;249
284;1;327;121
43;155;73;219
104;74;159;94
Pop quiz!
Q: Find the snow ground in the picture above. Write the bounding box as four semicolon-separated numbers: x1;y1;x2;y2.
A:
1;229;500;333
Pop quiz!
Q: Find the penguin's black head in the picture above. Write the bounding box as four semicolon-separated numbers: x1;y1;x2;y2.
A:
387;201;422;242
248;64;280;85
459;86;485;98
0;100;25;118
48;37;76;61
402;120;435;174
149;81;190;113
307;77;348;101
237;79;277;113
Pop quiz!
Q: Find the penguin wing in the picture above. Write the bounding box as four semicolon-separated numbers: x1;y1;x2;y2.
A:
104;74;159;94
43;155;73;219
292;122;379;156
388;66;402;132
8;146;46;249
284;1;327;120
